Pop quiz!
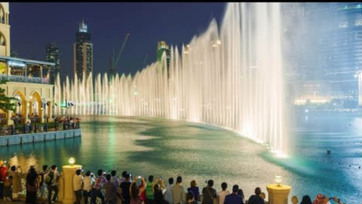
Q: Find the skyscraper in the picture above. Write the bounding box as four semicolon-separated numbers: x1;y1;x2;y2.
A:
283;3;362;108
157;41;170;68
74;20;93;79
45;42;60;83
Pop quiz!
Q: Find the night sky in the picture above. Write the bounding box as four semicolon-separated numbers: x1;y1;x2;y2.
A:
10;3;226;80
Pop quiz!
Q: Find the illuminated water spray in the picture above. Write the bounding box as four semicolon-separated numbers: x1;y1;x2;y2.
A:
55;3;288;154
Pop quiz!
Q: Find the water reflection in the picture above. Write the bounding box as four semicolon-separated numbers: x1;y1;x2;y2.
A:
0;114;361;203
1;137;82;171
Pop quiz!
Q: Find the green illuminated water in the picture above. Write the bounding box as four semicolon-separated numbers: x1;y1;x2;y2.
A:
0;113;361;203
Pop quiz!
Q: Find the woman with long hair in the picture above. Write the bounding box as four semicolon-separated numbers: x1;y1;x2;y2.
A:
153;182;168;204
26;166;39;204
301;195;312;204
187;180;200;201
138;177;147;203
130;176;146;204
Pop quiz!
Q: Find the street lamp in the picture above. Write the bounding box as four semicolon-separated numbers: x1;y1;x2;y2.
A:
69;157;75;166
275;175;282;187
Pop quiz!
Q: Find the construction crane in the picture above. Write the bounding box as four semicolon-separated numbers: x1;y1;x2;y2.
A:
109;32;130;77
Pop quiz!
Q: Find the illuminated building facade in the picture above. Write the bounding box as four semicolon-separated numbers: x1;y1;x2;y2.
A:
45;42;60;84
0;2;55;125
157;41;170;67
283;3;362;109
74;20;93;79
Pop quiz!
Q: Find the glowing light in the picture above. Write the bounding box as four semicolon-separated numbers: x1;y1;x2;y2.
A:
275;175;282;186
294;99;306;105
271;149;289;158
310;99;328;104
69;157;75;166
8;61;26;67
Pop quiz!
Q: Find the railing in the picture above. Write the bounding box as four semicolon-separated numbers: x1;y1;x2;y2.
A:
0;121;80;136
0;74;49;84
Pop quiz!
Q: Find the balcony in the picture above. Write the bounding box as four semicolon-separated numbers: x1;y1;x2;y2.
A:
0;74;49;84
0;55;55;85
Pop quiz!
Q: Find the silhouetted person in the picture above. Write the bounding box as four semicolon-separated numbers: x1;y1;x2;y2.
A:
224;185;243;204
300;195;312;204
247;187;264;204
201;180;216;204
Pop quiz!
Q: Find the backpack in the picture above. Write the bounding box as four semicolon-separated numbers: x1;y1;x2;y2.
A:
45;171;54;186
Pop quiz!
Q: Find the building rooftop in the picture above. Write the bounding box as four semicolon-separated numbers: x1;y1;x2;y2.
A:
0;55;55;67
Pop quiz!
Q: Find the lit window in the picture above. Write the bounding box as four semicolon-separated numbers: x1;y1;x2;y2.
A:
339;21;348;28
355;17;362;26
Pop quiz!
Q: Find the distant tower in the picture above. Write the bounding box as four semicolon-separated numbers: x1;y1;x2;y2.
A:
74;19;93;79
46;42;60;83
157;41;170;67
0;2;10;56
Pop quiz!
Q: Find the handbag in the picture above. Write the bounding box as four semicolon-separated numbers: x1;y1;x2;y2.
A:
206;187;218;204
27;183;38;192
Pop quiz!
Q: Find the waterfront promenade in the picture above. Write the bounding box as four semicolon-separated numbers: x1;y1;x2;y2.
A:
0;128;81;146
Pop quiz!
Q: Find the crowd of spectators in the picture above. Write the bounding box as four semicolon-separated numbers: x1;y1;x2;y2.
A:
0;115;80;136
0;162;344;204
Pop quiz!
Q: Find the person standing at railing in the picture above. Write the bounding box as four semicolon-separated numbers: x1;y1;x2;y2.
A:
83;171;95;204
0;161;9;200
25;121;30;133
44;123;48;132
73;169;84;204
26;166;39;204
46;165;60;204
39;165;50;201
91;169;106;204
9;166;22;201
10;124;15;135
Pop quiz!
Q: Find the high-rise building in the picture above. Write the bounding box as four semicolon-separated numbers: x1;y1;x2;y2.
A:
46;42;60;83
283;3;362;108
74;20;93;79
157;41;170;68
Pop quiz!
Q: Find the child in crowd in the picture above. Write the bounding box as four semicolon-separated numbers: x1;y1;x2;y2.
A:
4;176;13;201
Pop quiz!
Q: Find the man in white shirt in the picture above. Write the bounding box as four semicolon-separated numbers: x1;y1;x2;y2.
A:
73;169;84;204
164;177;174;204
110;170;120;187
217;182;230;204
83;171;95;204
47;165;60;204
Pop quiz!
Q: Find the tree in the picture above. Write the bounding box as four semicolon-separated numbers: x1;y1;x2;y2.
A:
0;80;19;112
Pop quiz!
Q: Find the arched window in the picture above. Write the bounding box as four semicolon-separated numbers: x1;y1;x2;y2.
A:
0;33;5;46
0;4;5;24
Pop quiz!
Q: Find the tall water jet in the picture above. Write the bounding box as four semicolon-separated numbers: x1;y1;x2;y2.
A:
55;2;288;154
